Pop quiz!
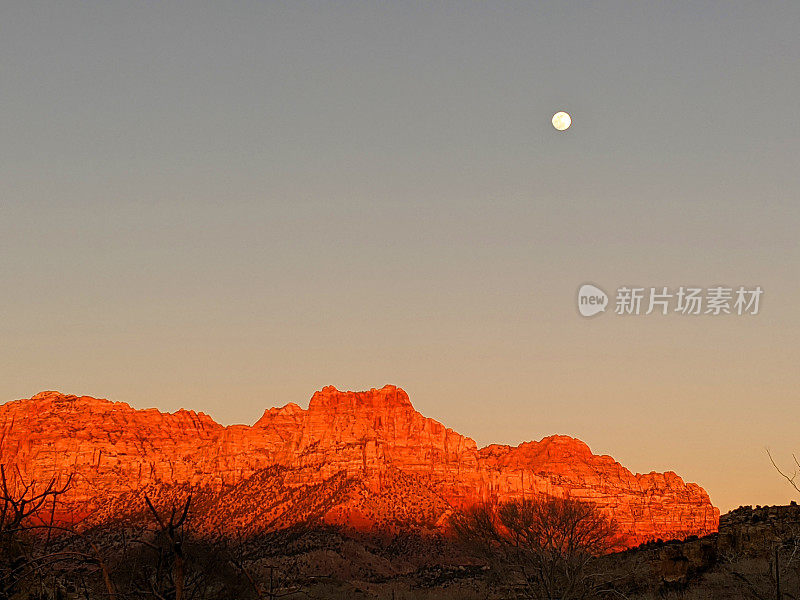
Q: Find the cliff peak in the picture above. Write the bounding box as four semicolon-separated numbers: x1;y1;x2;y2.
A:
308;384;413;413
31;390;66;400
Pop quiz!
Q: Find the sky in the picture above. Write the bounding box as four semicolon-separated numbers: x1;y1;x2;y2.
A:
1;2;799;512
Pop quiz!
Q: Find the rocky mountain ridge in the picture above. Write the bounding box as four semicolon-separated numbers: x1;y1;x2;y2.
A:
0;385;719;547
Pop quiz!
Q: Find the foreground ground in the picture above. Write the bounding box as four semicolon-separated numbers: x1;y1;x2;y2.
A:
3;503;798;599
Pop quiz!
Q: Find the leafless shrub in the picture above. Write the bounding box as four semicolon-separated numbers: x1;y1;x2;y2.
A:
451;495;619;600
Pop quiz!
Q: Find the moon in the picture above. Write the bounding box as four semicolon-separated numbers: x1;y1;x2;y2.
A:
552;111;571;131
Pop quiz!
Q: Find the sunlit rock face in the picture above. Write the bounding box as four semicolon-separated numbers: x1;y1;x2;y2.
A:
0;386;718;547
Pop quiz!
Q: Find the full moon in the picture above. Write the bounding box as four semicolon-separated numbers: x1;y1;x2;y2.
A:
552;111;571;131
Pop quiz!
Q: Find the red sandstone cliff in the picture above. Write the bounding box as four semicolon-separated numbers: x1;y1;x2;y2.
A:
0;386;718;547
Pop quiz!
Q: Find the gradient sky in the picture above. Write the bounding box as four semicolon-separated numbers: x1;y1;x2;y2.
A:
2;2;799;512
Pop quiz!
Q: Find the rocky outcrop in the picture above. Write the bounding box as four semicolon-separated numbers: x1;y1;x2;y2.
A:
0;386;718;546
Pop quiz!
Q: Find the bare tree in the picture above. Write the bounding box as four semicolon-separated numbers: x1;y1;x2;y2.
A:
133;494;192;600
720;534;800;600
452;495;618;600
219;529;307;599
0;464;73;599
728;449;800;599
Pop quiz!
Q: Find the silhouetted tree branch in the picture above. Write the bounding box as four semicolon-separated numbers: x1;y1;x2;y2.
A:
767;448;800;494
